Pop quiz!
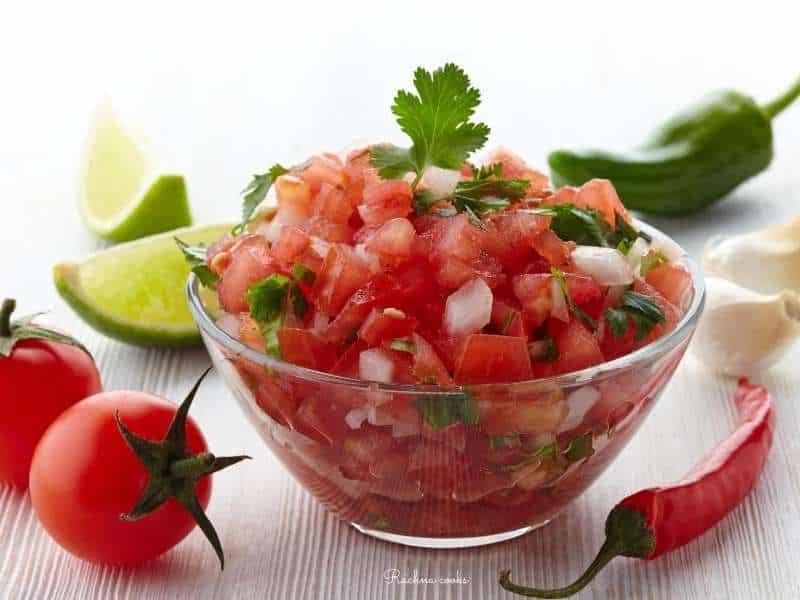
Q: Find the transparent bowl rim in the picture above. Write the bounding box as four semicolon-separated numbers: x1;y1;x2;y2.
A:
187;218;705;396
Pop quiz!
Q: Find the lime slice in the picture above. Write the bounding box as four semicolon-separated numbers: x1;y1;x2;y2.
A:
79;101;192;242
54;224;231;347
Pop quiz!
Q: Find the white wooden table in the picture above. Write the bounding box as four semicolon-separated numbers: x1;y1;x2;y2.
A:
2;2;800;598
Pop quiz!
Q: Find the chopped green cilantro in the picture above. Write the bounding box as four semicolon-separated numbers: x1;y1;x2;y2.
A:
531;204;640;249
605;291;667;341
503;442;558;472
390;338;415;354
369;64;490;187
235;163;289;234
175;238;219;290
564;433;595;462
291;262;316;285
412;390;479;429
490;433;521;450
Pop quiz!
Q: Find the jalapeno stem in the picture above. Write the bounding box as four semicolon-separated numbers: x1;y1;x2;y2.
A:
0;299;16;337
762;75;800;119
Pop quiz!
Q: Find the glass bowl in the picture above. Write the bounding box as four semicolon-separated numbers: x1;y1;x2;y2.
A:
187;220;705;549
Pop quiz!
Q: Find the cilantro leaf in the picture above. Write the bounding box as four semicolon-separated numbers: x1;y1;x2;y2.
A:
235;163;289;234
369;64;490;185
246;274;293;359
247;274;291;322
175;238;219;290
489;433;520;449
390;338;415;353
564;433;595;462
528;336;559;362
452;163;529;213
291;262;316;285
551;267;598;331
412;390;479;429
531;204;640;249
503;442;558;472
604;291;666;341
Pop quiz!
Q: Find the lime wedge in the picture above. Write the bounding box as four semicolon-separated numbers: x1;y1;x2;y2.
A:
79;101;192;242
54;224;231;347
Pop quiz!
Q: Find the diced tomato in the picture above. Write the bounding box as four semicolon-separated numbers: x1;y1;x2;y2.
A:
486;148;549;197
342;147;380;207
478;385;566;435
217;235;280;313
634;279;681;338
430;253;474;290
542;185;578;207
363;218;415;263
342;428;395;466
432;213;483;263
322;275;402;344
277;328;337;371
645;262;693;312
313;244;375;315
532;229;572;266
358;308;418;346
239;314;265;352
294;396;352;445
421;422;467;452
358;180;413;226
255;377;300;428
541;318;604;376
297;154;345;194
513;274;552;329
301;217;354;243
270;226;310;263
490;299;527;338
485;211;550;269
411;333;453;385
275;174;313;212
330;340;367;378
573;179;631;227
454;334;533;384
310;182;352;224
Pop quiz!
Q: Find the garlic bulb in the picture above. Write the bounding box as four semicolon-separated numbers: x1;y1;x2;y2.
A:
703;216;800;294
690;276;800;375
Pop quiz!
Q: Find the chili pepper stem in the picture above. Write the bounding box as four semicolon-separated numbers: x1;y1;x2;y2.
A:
762;75;800;119
499;539;620;598
0;299;16;337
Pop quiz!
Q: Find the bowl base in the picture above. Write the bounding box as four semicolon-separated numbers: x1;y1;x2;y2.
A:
350;519;552;549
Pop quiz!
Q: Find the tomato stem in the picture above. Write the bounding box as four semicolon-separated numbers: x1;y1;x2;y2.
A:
170;452;216;478
0;299;15;337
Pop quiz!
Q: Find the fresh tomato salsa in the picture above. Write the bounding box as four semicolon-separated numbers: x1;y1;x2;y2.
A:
195;66;695;540
207;148;691;384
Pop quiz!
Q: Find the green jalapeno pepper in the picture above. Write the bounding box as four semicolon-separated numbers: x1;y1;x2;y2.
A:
548;75;800;216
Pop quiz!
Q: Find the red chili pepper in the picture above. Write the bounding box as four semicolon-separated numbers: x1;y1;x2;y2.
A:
499;377;775;598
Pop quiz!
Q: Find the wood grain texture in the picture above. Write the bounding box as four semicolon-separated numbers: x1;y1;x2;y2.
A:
2;3;800;597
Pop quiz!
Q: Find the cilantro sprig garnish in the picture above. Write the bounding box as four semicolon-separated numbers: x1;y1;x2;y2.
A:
550;267;598;331
503;432;595;472
411;390;479;430
605;291;666;341
234;163;290;234
640;250;669;276
369;64;490;188
530;204;644;248
175;239;219;290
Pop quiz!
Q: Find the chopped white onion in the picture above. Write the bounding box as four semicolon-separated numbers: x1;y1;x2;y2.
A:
420;166;461;197
345;407;368;429
650;233;685;262
310;311;330;334
359;348;395;383
550;277;569;322
571;246;634;285
353;243;382;274
625;237;650;275
444;277;493;337
562;386;601;430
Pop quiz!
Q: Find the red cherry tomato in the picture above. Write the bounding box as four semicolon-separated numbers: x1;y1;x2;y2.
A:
0;299;102;488
29;391;211;566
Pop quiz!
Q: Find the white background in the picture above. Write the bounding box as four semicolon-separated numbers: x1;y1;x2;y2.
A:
1;1;800;598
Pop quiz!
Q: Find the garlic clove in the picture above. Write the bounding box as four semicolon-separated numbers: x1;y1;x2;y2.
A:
690;276;800;375
703;216;800;294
